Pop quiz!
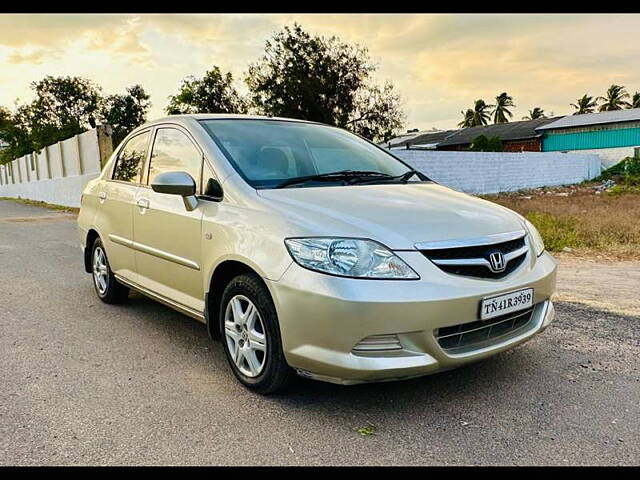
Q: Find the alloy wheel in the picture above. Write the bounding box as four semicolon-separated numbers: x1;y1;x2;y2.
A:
92;246;109;296
224;295;267;378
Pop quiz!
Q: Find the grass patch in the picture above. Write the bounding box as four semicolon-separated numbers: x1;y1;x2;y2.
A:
356;423;377;436
0;196;79;214
484;187;640;259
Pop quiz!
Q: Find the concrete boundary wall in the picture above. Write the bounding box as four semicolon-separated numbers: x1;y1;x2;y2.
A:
0;126;112;208
392;150;602;195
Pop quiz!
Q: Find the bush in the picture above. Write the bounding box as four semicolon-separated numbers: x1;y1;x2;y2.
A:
598;157;640;185
469;134;503;152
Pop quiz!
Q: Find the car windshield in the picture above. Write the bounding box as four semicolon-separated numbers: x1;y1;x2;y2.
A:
199;119;413;189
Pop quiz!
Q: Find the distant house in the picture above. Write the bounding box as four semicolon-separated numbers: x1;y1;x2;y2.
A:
382;117;560;152
536;108;640;167
384;129;457;150
436;117;561;152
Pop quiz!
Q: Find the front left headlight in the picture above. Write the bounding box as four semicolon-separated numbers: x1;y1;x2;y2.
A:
284;237;419;279
523;218;545;257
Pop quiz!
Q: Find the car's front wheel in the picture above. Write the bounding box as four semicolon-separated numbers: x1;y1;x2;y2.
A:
91;237;129;304
220;273;295;394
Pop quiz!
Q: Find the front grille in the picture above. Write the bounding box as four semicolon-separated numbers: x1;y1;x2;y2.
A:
421;235;528;279
435;307;535;354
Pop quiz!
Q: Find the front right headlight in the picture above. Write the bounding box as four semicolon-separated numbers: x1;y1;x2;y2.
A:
284;237;419;279
523;218;545;257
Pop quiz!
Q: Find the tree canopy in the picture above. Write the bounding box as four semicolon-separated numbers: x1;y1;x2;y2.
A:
166;67;246;115
469;134;503;152
570;94;599;115
598;84;631;111
522;107;546;120
492;92;515;124
0;76;151;164
244;23;404;142
101;84;151;146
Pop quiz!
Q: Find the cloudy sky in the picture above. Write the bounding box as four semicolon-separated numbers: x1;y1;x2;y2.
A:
1;13;639;131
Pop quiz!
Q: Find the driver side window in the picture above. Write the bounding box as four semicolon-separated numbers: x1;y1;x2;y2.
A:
147;128;203;193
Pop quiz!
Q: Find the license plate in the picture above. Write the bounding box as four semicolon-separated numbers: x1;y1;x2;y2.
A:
480;288;534;320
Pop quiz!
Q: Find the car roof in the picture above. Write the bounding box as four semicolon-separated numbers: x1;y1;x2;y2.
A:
142;113;320;128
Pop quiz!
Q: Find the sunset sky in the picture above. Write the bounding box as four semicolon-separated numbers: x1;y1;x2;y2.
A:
1;13;639;131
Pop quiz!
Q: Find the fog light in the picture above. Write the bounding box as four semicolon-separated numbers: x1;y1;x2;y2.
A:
352;334;402;352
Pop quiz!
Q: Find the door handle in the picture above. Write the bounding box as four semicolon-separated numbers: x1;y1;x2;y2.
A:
136;199;150;210
98;191;107;203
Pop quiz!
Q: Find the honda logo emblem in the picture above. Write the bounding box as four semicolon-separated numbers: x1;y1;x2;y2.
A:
488;251;506;273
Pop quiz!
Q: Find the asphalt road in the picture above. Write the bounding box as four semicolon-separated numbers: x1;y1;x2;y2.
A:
0;199;638;466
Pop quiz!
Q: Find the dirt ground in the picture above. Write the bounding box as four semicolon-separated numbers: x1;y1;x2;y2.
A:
553;252;640;317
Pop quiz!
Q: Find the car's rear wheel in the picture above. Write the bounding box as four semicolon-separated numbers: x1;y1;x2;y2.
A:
91;237;129;304
220;273;295;394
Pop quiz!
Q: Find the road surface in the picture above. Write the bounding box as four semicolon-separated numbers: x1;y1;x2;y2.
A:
0;199;638;465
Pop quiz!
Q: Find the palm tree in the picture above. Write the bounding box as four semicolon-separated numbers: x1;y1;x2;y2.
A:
598;84;631;111
471;99;492;126
631;92;640;109
570;94;599;115
458;109;475;128
522;107;546;120
492;92;515;124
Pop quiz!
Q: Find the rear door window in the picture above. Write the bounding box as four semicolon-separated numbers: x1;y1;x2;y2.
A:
112;131;151;183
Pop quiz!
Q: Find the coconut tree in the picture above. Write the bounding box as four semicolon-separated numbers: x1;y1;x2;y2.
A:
492;92;515;123
570;94;599;115
598;84;631;111
522;107;546;120
458;108;475;128
471;99;492;126
631;92;640;109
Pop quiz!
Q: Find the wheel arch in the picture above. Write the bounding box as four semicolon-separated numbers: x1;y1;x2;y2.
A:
205;259;271;340
84;228;101;273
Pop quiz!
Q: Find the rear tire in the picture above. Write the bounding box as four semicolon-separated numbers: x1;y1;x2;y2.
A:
90;237;129;304
220;273;295;394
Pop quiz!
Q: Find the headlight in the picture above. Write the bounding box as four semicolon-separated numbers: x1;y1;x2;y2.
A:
284;237;419;279
523;218;545;257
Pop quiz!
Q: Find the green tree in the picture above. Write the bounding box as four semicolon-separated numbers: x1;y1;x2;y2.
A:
101;85;151;146
22;75;103;151
570;94;599;115
166;66;246;115
458;108;475;128
522;107;546;120
345;81;405;142
492;92;515;124
469;134;503;152
598;84;631;111
470;99;493;126
630;92;640;109
245;23;404;142
0;106;32;164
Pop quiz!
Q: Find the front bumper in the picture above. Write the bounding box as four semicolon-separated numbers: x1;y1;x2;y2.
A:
266;248;557;385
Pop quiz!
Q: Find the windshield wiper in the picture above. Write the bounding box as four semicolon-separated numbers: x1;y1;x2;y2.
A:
274;170;393;189
347;169;426;185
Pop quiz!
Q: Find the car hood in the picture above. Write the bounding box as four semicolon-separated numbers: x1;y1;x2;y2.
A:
257;182;525;250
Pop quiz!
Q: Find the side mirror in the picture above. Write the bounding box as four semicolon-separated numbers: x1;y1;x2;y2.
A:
204;178;224;201
151;171;198;211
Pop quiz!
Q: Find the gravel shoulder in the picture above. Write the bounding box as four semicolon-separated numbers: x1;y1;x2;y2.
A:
554;253;640;317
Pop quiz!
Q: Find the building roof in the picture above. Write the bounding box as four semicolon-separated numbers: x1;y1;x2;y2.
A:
536;108;640;131
386;129;457;148
437;116;561;147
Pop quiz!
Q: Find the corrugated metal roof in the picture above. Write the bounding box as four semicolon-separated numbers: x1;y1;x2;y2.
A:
536;108;640;131
437;117;560;147
383;129;453;147
387;129;457;148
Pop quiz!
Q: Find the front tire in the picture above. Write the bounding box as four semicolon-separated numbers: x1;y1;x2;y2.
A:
220;273;295;394
91;237;129;304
